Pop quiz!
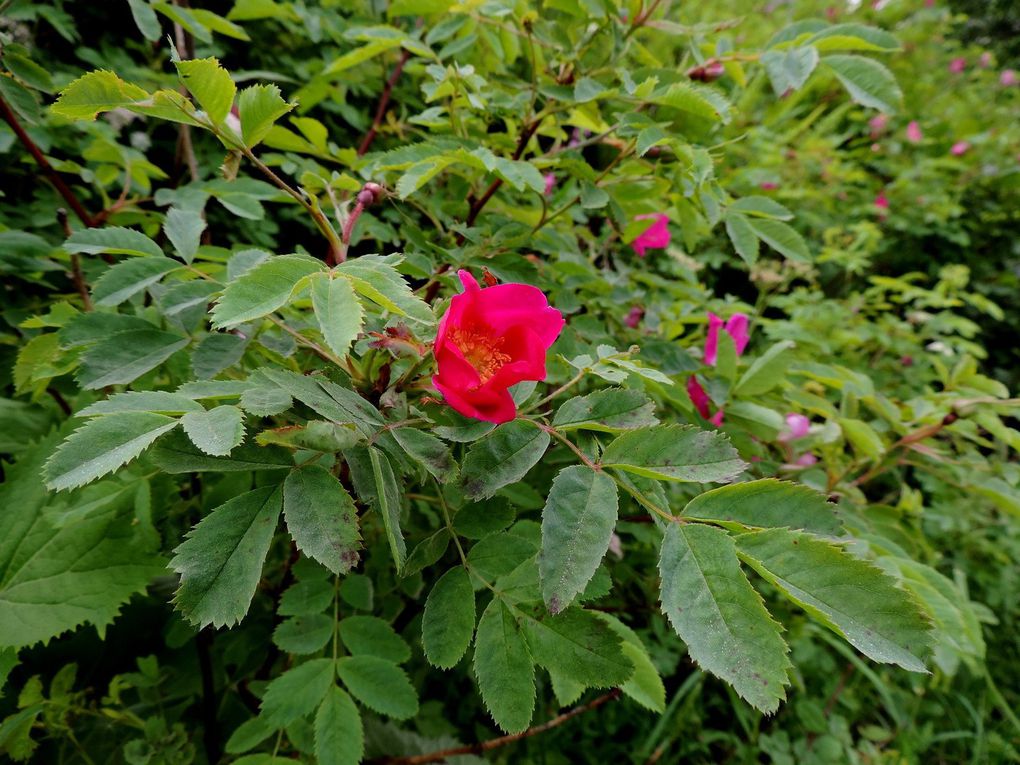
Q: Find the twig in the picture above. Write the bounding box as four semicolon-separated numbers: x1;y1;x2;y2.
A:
195;629;221;764
369;689;621;764
463;119;541;230
358;49;411;156
0;95;96;227
57;209;93;309
171;1;201;183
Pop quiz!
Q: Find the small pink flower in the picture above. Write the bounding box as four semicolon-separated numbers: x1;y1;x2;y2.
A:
543;173;556;196
869;114;889;137
709;410;725;427
778;413;811;442
624;306;645;329
925;0;934;6
631;214;670;257
874;191;889;210
686;376;713;421
980;52;993;68
906;121;923;143
759;181;780;191
704;312;750;366
949;57;966;74
950;141;971;156
1001;69;1018;87
795;453;818;466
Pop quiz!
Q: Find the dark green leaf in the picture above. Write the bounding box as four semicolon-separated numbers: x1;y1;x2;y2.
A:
422;566;475;669
284;465;361;575
461;421;550;500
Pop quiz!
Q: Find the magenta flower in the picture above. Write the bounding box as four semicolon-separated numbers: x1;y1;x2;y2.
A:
951;141;971;156
703;312;749;366
869;114;889;137
543;173;556;196
1001;69;1018;87
759;181;780;191
630;214;670;257
686;376;713;421
778;413;811;442
949;57;966;74
875;191;890;210
624;306;644;329
905;121;923;143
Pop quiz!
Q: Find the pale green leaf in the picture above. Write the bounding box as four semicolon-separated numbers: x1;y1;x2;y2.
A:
681;479;842;535
127;0;162;41
261;658;334;727
733;340;796;396
310;272;364;359
175;57;236;125
283;465;361;575
840;417;885;458
460;420;550;500
211;254;322;328
807;24;900;53
324;39;402;76
50;70;149;120
238;84;295;147
551;388;658;433
746;218;811;262
761;46;820;95
163;207;206;264
598;614;665;712
337;256;434;326
180;405;245;456
77;329;189;389
724;212;760;266
823;54;902;113
652;82;731;123
65;226;163;258
602;425;745;483
77;391;203;417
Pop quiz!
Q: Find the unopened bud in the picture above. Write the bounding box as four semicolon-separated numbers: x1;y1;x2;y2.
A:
357;182;385;207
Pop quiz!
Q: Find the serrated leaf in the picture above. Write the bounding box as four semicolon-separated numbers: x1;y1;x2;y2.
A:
0;434;165;649
422;566;475;669
151;430;292;473
746;218;811;262
552;388;658;433
467;532;538;581
273;614;333;655
163;207;206;264
599;614;665;712
240;384;293;416
78;391;204;417
728;196;794;220
460;420;550;500
238;83;295;147
473;599;535;734
180;405;245;456
337;256;434;326
602;425;745;483
175;57;236;125
91;256;179;306
170;486;283;628
339;616;410;663
736;529;931;672
77;329;189;389
284;465;361;575
682;479;842;535
345;446;405;570
225;716;275;755
659;523;791;713
65;226;163;258
260;658;334;727
336;656;418;719
824;54;902;113
324;38;402;76
761;46;820;96
807;24;900;53
260;369;382;436
310;272;363;359
390;427;455;482
50;71;149;120
212;254;321;328
725;212;759;266
733;340;795;396
652;82;731;123
539;467;618;614
279;577;334;617
314;686;363;765
520;607;632;687
191;333;248;380
45;413;179;491
396;156;455;198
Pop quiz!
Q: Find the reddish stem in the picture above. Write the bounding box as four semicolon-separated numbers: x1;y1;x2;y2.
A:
358;49;411;157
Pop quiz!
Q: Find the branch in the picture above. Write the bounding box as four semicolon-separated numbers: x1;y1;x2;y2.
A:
0;95;96;227
463;119;540;230
369;689;621;765
358;49;411;157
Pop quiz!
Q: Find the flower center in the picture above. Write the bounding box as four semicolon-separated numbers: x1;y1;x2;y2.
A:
448;326;511;384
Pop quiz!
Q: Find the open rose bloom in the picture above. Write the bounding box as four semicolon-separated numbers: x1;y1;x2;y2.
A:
631;213;671;257
433;270;564;424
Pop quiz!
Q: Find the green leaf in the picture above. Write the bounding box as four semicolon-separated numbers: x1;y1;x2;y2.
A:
127;0;162;41
598;614;665;712
77;329;189;389
473;599;535;734
0;434;165;649
807;24;900;53
273;614;333;655
460;420;550;500
191;333;248;380
728;196;794;220
91;256;178;306
310;272;364;359
839;418;885;458
45;413;179;491
180;405;245;456
733;340;796;396
652;82;731;123
746;218;811;262
77;391;203;417
823;54;902;113
422;566;475;669
602;425;745;483
345;446;405;570
163;207;206;264
539;466;618;614
260;369;382;436
188;8;251;40
324;38;403;76
240;385;293;416
175;57;236;125
336;656;418;719
736;529;931;672
396;156;456;198
682;479;842;535
659;523;791;713
761;46;820;95
724;212;760;266
314;686;363;765
225;716;275;754
279;578;334;617
260;658;334;727
151;430;292;473
390;427;455;482
211;254;322;328
339;616;411;663
50;71;149;120
551;388;658;433
467;532;538;581
238;84;295;147
65;227;163;258
170;486;283;628
284;466;361;575
337;256;434;326
520;607;632;687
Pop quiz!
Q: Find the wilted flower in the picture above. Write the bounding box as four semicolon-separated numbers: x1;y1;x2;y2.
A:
433;270;564;424
630;213;670;257
906;120;923;143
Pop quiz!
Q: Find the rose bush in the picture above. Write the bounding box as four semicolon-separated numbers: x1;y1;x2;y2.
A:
0;1;1018;763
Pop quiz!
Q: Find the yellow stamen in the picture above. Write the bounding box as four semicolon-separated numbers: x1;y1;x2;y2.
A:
448;326;510;383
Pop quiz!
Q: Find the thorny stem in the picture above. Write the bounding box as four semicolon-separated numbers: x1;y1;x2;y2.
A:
368;689;622;765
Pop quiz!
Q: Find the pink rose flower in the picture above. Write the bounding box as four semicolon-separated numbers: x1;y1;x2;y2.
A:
906;121;923;143
543;173;556;196
869;114;889;137
433;270;564;423
875;191;890;210
624;306;645;329
778;413;811;442
631;213;670;257
704;312;750;366
759;181;780;191
949;57;966;74
950;141;971;156
795;453;818;466
1001;69;1018;87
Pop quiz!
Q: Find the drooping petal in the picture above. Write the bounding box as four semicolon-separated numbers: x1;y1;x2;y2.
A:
725;314;750;356
630;214;671;257
703;312;724;367
686;376;713;420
